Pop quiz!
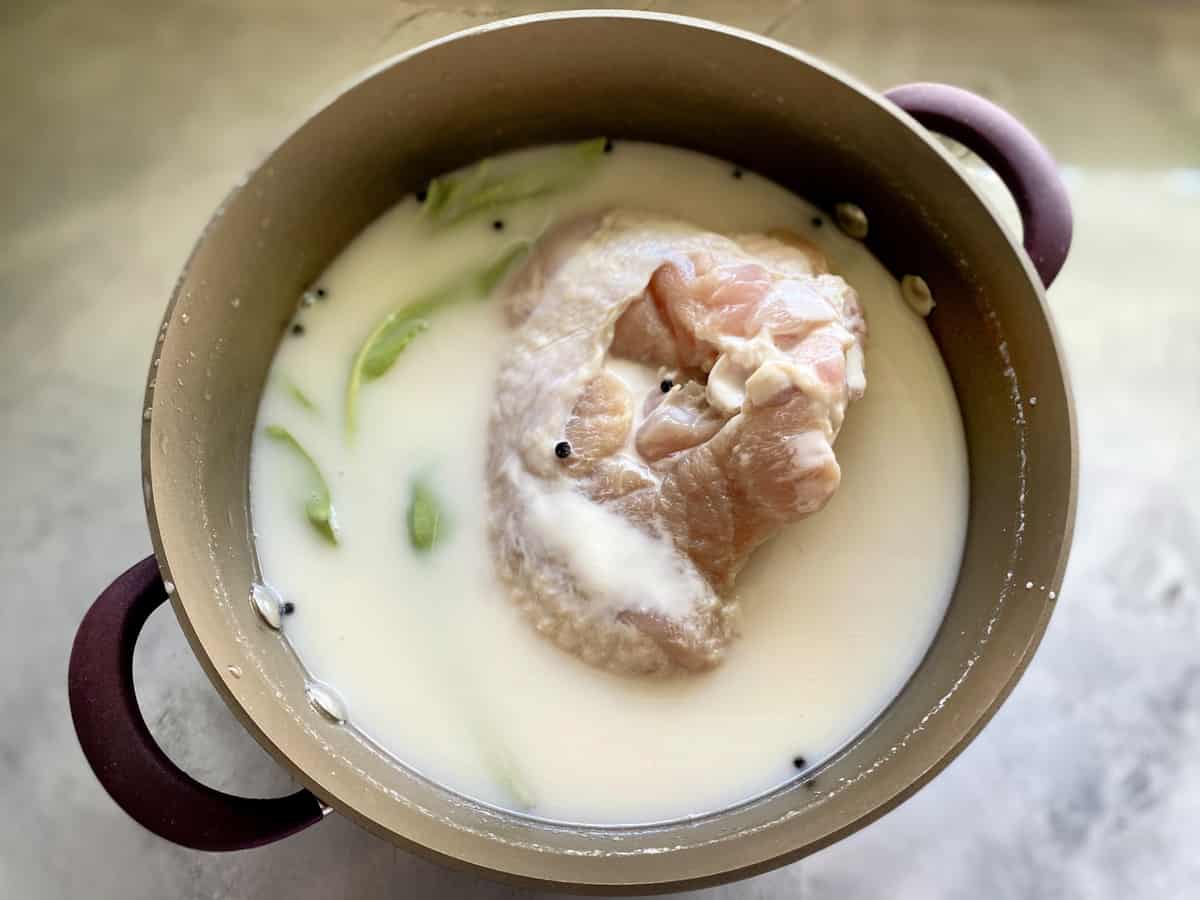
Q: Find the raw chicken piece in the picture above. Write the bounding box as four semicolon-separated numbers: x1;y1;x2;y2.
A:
488;211;866;675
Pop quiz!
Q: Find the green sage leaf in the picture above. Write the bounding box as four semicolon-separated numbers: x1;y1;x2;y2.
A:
265;424;338;545
345;242;529;436
407;478;441;552
421;138;606;228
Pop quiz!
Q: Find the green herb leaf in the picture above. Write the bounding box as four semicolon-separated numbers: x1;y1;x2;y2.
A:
361;317;431;379
403;479;531;807
473;719;535;810
474;241;531;296
265;424;338;545
407;479;441;552
285;377;319;413
421;138;606;228
345;243;529;436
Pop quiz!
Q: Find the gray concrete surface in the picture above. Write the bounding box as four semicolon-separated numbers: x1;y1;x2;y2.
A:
3;1;1198;897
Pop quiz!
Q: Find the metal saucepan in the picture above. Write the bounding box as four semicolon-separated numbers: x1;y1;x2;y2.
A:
69;11;1075;893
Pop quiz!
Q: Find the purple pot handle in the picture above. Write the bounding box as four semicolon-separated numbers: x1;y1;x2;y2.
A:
885;82;1073;288
68;555;325;851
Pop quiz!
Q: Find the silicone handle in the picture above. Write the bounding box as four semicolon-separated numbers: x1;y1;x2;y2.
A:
68;555;325;851
885;82;1073;288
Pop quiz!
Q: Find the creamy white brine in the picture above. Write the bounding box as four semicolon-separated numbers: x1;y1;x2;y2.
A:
250;141;969;824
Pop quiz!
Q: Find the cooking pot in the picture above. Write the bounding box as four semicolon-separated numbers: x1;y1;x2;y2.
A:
68;11;1075;893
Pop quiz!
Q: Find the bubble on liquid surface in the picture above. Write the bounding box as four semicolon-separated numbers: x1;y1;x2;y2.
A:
162;580;175;595
306;682;347;723
226;664;243;679
835;202;869;239
900;274;935;317
251;582;284;629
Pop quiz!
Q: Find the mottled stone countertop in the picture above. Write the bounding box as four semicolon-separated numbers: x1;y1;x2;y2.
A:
3;1;1198;897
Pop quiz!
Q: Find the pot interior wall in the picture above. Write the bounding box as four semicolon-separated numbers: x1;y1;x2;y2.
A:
145;12;1072;891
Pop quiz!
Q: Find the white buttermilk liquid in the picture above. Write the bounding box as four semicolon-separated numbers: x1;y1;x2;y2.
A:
250;142;970;824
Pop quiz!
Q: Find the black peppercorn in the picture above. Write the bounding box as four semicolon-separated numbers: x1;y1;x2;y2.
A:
281;601;296;615
811;216;823;228
554;441;571;459
492;219;504;231
660;379;673;393
315;287;327;299
793;756;806;769
291;322;305;336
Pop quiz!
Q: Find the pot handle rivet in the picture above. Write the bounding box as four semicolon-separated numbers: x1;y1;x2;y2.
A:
68;556;325;851
885;82;1074;288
